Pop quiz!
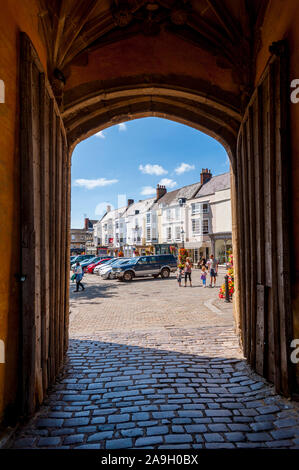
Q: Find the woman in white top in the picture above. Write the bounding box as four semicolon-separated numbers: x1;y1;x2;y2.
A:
74;262;85;292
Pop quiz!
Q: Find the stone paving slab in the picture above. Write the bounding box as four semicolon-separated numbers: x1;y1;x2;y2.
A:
11;271;299;449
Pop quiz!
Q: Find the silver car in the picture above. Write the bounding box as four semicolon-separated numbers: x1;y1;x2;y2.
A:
100;258;130;279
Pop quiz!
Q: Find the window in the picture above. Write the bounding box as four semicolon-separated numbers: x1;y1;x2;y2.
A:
167;227;171;240
167;209;171;220
175;207;180;219
115;222;119;229
146;213;150;224
135;210;139;215
202;203;209;213
147;227;151;240
202;219;209;234
71;235;75;240
191;203;200;215
192;219;200;234
104;235;108;244
175;226;181;240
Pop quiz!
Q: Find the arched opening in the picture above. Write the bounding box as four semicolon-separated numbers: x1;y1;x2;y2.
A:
16;30;296;437
69;117;236;345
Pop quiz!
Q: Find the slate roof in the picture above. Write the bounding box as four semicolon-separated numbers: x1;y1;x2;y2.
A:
151;182;202;209
195;172;230;198
123;197;155;216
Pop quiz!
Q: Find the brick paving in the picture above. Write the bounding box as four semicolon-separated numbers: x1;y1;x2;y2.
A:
11;269;299;449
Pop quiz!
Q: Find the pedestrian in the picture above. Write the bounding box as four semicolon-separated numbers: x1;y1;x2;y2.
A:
73;261;85;292
207;254;218;287
176;266;183;287
200;264;207;287
184;257;192;287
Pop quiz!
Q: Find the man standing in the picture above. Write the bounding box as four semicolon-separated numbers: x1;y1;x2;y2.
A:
207;254;218;287
74;261;85;292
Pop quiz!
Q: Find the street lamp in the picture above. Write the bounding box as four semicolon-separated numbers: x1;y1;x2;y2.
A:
180;227;185;248
178;197;186;250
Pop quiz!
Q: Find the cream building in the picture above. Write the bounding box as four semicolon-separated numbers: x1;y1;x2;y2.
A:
185;172;232;263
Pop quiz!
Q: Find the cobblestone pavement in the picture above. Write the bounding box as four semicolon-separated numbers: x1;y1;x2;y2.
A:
12;270;299;449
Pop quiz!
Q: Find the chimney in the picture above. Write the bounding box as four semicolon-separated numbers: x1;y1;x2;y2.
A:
84;217;89;230
200;168;212;185
156;184;167;201
127;199;134;206
106;205;111;213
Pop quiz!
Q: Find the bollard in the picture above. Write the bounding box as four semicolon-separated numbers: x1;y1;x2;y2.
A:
225;274;230;303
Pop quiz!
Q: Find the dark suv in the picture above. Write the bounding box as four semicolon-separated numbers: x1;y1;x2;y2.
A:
112;255;177;281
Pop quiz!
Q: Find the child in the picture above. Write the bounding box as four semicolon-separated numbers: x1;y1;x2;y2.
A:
176;266;183;287
201;265;207;287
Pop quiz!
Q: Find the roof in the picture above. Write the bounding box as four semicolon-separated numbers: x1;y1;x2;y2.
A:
123;197;155;216
152;181;202;209
100;206;127;223
195;173;230;198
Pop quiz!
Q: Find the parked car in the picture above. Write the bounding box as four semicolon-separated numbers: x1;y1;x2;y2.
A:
94;258;115;275
99;258;130;279
80;256;109;272
87;258;111;274
113;255;177;281
71;254;94;269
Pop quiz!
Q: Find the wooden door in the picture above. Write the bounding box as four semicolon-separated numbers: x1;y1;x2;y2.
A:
236;41;294;396
20;33;70;416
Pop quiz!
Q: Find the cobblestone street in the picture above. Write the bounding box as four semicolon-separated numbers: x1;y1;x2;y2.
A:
12;269;299;449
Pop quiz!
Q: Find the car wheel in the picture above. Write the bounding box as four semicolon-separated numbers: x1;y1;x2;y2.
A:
107;272;112;279
161;268;170;279
123;271;133;282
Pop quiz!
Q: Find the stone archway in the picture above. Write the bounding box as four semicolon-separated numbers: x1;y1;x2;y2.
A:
19;22;295;421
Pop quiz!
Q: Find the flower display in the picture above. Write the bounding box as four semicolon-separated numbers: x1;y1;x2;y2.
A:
219;252;234;299
178;247;189;267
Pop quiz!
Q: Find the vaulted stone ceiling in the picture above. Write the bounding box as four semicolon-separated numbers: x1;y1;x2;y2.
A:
39;0;268;91
37;0;269;154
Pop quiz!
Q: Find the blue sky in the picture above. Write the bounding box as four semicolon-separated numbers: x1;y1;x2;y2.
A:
71;117;229;228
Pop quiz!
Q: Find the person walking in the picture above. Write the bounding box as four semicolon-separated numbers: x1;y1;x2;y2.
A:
176;266;183;287
207;254;218;287
73;261;85;292
184;257;192;287
200;264;207;287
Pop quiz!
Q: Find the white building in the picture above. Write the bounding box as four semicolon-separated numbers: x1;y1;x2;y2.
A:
185;172;232;263
149;182;202;254
122;197;156;257
91;170;232;262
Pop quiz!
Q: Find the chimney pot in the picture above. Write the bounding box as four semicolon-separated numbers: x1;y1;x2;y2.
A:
200;168;212;185
156;184;167;201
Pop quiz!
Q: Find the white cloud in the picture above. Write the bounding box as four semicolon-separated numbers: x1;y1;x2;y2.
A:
222;155;230;167
175;163;195;175
139;164;168;176
118;123;127;131
74;178;118;190
141;186;156;196
95;130;105;139
159;178;177;188
95;202;115;216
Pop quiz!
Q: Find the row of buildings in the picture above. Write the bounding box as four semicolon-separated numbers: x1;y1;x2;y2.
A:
73;169;232;264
